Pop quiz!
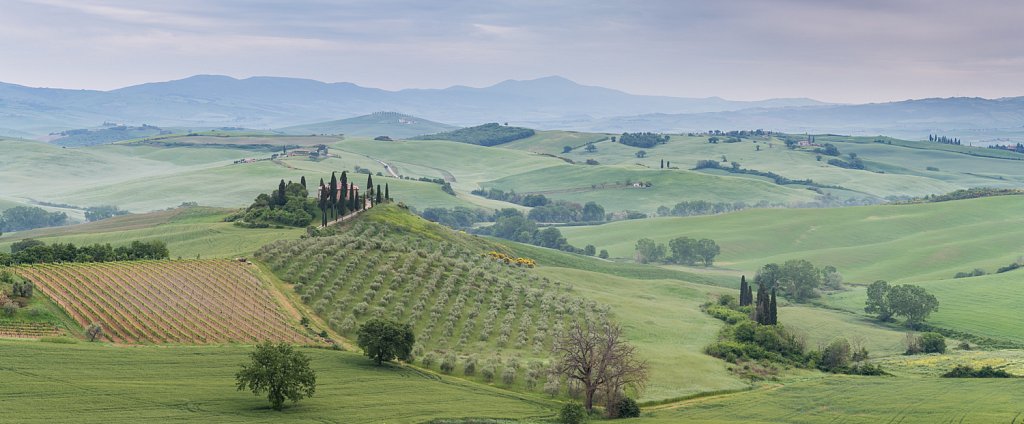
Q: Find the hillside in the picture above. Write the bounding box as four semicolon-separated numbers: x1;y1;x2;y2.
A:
255;204;610;391
280;112;456;138
412;122;536;146
560;195;1024;283
51;124;168;147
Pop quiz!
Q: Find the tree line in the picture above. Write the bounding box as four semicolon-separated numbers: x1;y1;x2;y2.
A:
617;132;669;148
634;237;720;266
1;239;169;265
0;206;69;233
412;123;535;146
471;189;607;223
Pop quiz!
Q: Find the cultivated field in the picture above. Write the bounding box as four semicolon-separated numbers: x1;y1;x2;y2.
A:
14;260;309;344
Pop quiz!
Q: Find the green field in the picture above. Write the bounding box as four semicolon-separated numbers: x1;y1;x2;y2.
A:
640;376;1024;423
826;270;1024;345
483;163;819;213
0;207;302;259
0;339;556;423
560;195;1024;283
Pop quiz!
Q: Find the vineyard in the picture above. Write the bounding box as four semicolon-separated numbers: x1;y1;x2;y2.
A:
256;212;608;389
0;321;62;339
14;260;311;344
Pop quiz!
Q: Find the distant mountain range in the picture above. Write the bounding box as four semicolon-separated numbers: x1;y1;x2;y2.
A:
1;75;1022;140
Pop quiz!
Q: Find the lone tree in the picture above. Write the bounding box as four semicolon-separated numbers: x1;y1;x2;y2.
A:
85;323;103;342
356;318;415;365
236;342;316;411
866;281;938;326
554;319;648;413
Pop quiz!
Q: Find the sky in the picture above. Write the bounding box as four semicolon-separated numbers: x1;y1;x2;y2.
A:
2;0;1023;103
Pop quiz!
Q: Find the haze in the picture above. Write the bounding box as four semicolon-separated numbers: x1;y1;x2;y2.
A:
2;0;1023;104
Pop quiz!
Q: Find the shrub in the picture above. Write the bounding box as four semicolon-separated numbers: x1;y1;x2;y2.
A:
942;365;1013;378
440;352;457;374
559;401;588;424
421;352;437;367
818;338;851;372
612;397;640;418
919;332;946;354
2;301;18;317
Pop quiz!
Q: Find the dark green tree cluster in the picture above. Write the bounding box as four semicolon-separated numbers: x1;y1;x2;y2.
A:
0;206;69;232
618;132;669;148
942;365;1013;378
420;207;492;229
865;280;939;327
238;179;317;227
84;205;130;222
752;272;778;326
635;237;720;266
754;260;829;303
659;200;765;217
474;209;587;254
738;275;752;306
412;123;535;146
928;134;961;145
1;240;169;265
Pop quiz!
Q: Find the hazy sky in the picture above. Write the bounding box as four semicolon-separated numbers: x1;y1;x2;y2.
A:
2;0;1022;103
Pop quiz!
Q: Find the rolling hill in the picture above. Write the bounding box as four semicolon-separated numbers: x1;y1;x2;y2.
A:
279;112;457;138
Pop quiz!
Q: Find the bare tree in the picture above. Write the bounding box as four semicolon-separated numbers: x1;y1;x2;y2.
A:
554;319;648;413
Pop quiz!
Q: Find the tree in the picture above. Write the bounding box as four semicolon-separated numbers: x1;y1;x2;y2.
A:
300;176;306;190
864;280;893;321
598;249;609;259
85;323;103;342
384;183;390;202
668;236;698;265
822;265;844;290
235;342;317;410
768;288;778;325
563;146;573;153
581;202;605;222
738;275;751;306
886;284;939;326
585;143;597;153
634;238;665;263
696;238;720;266
635;150;647;158
375;184;383;205
356;318;415;365
554;319;648;413
918;332;946;353
612;397;641;418
584;245;596;256
276;179;287;206
819;338;851;372
778;259;820;302
660;159;664;169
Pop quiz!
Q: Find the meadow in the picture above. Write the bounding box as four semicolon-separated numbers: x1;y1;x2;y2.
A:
640;375;1024;423
560;195;1024;283
0;339;557;423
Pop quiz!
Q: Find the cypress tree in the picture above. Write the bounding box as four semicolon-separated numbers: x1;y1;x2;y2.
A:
375;184;382;205
660;159;664;169
739;275;749;306
300;175;306;190
339;182;348;216
329;172;338;219
349;185;356;210
277;179;287;206
769;288;778;325
754;283;766;324
340;171;348;205
666;160;671;168
318;178;326;226
384;183;389;202
367;174;373;193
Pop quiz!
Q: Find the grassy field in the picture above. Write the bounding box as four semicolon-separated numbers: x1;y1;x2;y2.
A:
0;339;556;423
560;195;1024;283
483;164;819;213
640;375;1024;423
826;270;1024;345
0;207;303;259
535;267;746;402
778;305;912;357
498;130;610;155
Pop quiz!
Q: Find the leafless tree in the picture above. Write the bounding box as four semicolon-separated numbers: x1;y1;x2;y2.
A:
554;318;648;413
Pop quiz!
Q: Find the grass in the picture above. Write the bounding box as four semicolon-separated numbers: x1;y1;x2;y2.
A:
778;305;911;357
0;207;303;259
498;130;609;155
640;375;1024;423
483;163;818;213
560;195;1024;283
0;339;556;423
534;267;746;402
825;270;1024;345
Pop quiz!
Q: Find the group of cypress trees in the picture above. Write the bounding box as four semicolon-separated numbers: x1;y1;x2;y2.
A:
315;171;392;226
739;274;777;325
